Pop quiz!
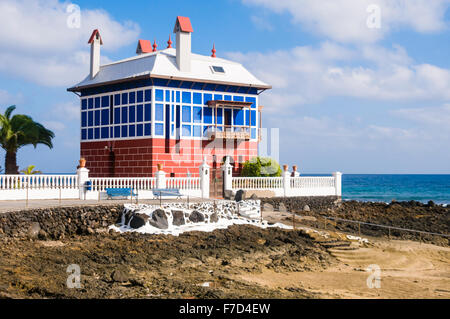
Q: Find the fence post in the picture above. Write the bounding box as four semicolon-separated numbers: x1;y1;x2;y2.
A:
332;171;342;197
222;157;233;194
76;159;90;200
156;165;166;189
282;165;291;197
199;156;210;199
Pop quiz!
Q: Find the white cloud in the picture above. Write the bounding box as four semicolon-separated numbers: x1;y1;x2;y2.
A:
242;0;450;43
42;120;66;131
226;42;450;112
392;103;450;127
0;89;24;106
0;0;140;86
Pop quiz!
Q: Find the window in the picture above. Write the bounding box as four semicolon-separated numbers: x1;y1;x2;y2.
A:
137;104;143;122
81;99;87;110
95;97;101;108
101;109;109;125
182;125;191;136
144;123;151;136
129;91;135;104
101;95;109;107
137;90;143;103
114;126;121;138
144;104;151;121
122;92;128;105
193;92;202;104
129;105;135;123
145;89;151;102
114;94;120;106
155;104;164;121
155;89;164;102
114;108;120;124
136;124;143;136
101;127;109;139
81;112;87;127
88;98;93;109
94;110;100;126
193;125;202;137
204;107;213;124
182;106;191;123
211;66;225;73
129;125;136;137
182;92;191;104
155;123;164;135
121;107;128;124
121;125;128;137
233;109;244;126
193;107;202;123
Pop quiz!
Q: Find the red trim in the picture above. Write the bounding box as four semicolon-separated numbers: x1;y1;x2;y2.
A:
137;39;152;53
174;16;193;33
87;29;103;45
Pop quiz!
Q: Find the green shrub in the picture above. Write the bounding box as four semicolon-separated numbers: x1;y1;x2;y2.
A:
241;157;282;177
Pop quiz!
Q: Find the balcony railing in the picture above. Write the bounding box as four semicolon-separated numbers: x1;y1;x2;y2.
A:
206;126;251;140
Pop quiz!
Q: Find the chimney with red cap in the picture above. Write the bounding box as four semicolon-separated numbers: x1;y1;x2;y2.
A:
88;29;103;79
173;16;193;72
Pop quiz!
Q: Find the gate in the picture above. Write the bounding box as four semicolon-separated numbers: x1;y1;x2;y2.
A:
210;167;223;198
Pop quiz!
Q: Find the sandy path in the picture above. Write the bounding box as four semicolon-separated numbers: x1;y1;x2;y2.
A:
238;238;450;299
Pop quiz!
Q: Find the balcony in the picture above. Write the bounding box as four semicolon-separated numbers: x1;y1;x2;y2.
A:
206;126;251;140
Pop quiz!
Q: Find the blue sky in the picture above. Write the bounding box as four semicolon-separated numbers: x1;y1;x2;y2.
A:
0;0;449;174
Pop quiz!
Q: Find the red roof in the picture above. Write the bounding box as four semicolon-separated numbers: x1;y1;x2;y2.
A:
173;16;193;33
136;39;152;53
87;29;103;45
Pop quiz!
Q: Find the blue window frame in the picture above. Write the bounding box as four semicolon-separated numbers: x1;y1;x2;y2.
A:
136;124;143;136
101;109;109;125
121;92;128;105
114;126;120;138
233;109;244;125
101;127;109;139
144;104;151;121
95;97;100;108
193;92;202;104
129;125;135;137
129;105;135;123
94;127;100;139
145;89;152;102
81;112;87;127
155;89;164;101
101;95;109;107
114;108;120;124
182;91;191;104
155;104;164;121
81;129;87;140
182;125;191;136
193;125;202;137
137;104;143;122
216;108;223;125
88;111;93;126
129;91;135;104
81;99;87;110
121;106;128;124
88;98;93;109
144;123;151;136
155;123;164;135
245;96;256;108
204;107;213;124
114;94;120;106
137;90;143;103
203;93;212;104
182;106;191;123
121;125;128;137
94;110;100;126
193;107;202;123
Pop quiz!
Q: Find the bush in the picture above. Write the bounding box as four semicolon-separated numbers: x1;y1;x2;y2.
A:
241;157;282;177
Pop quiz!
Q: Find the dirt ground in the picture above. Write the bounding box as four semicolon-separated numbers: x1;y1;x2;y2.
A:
0;220;448;299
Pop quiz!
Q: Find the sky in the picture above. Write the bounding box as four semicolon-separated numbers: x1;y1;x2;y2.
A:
0;0;449;174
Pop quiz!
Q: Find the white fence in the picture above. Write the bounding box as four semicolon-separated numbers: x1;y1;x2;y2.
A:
0;160;341;201
0;174;79;200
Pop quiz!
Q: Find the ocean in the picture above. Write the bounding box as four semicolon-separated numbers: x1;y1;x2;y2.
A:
341;174;450;204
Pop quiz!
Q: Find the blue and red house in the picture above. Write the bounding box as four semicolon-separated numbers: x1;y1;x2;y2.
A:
68;16;271;177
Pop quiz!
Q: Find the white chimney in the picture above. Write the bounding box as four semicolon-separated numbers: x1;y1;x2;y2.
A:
88;29;103;79
173;16;193;72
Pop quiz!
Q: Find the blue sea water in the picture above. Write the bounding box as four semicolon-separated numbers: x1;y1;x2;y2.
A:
341;174;450;204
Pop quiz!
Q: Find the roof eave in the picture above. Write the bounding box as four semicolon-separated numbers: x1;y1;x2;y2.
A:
67;74;272;92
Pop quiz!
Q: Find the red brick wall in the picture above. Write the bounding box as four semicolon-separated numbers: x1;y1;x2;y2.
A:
81;138;258;177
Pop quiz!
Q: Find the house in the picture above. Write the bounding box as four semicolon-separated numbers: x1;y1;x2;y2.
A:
68;16;271;177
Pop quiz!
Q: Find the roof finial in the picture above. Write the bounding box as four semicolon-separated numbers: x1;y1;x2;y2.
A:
211;43;216;58
152;39;157;52
167;35;172;48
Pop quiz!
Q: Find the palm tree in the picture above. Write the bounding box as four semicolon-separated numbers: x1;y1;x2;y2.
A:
20;165;42;175
0;105;55;174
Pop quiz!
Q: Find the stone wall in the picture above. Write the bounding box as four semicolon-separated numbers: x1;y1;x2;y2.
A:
0;205;123;239
260;196;341;213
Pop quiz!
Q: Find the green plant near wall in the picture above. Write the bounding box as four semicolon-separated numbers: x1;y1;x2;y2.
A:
20;165;42;175
241;157;282;177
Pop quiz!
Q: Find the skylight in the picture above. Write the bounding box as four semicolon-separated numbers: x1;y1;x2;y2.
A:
211;66;225;73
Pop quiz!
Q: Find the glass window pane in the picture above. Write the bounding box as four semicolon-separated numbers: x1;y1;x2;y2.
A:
88;128;93;139
144;123;151;136
144;103;151;121
145;89;152;102
122;92;128;104
121;125;128;137
81;112;87;127
101;109;109;125
193;125;201;137
129;91;135;104
88;111;93;126
94;127;100;139
137;90;143;103
193;107;202;123
129;124;135;137
182;92;191;104
121;107;128;124
114;94;120;106
137;104;143;122
182;125;191;136
203;107;212;124
114;126;120;138
88;98;93;109
203;93;212;105
155;89;164;101
102;95;109;107
233;109;244;125
81;129;87;140
155;123;164;135
155;104;164;121
129;105;135;123
81;99;87;110
182;106;191;123
101;127;109;139
114;107;120;124
193;92;202;104
95;97;100;108
136;124;143;136
94;110;100;126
